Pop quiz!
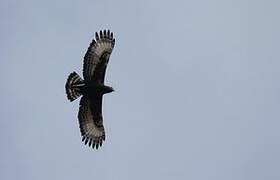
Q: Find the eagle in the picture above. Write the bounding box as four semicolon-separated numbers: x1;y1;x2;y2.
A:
65;30;115;149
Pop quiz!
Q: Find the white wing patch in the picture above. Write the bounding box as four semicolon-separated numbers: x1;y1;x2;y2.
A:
83;30;115;81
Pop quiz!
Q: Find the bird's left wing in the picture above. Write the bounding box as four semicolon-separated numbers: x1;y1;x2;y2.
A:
78;95;105;149
83;30;115;82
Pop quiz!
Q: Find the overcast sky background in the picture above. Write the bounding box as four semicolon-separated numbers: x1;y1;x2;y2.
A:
1;0;280;179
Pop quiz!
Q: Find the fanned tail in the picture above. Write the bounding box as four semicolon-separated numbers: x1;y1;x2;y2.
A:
65;72;84;102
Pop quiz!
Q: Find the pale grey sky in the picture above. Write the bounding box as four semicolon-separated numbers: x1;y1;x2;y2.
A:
1;0;280;180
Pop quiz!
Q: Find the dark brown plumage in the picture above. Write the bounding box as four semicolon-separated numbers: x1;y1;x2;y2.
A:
65;30;115;149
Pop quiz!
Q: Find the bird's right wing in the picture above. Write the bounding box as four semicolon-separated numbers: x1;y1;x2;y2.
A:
78;96;105;149
83;30;115;82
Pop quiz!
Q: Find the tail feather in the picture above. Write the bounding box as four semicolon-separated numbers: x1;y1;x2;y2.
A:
65;72;84;101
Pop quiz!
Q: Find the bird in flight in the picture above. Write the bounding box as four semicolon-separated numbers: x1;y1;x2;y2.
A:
65;30;115;149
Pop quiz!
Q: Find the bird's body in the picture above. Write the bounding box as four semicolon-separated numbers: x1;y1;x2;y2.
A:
65;30;115;149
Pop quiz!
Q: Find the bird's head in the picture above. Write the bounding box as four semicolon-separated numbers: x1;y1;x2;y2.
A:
108;86;114;93
102;85;114;94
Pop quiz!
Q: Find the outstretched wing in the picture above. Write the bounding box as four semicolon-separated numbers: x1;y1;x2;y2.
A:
78;95;105;149
83;30;115;82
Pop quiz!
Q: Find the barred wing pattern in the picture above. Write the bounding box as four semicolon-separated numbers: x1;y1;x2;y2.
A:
83;30;115;82
78;96;105;149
